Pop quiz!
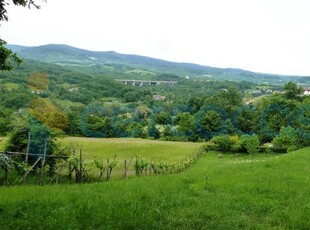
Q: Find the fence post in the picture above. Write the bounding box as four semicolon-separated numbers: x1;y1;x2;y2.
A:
124;160;127;179
149;161;152;175
106;158;110;181
40;140;48;185
23;157;41;184
79;149;83;184
25;132;31;163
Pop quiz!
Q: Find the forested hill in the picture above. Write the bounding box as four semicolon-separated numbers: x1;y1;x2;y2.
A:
7;44;306;84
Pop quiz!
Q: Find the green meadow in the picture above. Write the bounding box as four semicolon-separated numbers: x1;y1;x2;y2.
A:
0;146;309;229
61;137;203;162
60;137;204;179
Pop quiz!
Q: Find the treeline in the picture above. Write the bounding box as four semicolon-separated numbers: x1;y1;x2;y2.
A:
1;81;308;157
62;83;309;149
0;60;309;153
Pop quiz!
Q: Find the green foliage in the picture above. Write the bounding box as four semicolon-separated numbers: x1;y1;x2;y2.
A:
233;105;256;134
134;156;149;176
0;154;13;184
201;110;222;132
155;111;170;125
148;121;160;139
0;39;22;71
211;135;234;152
0;87;33;110
0;107;13;135
207;86;243;114
173;112;195;140
284;82;304;100
63;111;82;136
236;134;260;154
272;126;299;148
1;40;309;147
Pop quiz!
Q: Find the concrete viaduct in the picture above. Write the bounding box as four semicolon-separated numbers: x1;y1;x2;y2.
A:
116;79;177;87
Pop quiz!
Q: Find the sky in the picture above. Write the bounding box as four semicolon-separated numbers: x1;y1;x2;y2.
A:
1;0;310;76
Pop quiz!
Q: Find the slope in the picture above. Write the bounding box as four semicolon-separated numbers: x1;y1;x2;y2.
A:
0;147;309;229
7;44;307;83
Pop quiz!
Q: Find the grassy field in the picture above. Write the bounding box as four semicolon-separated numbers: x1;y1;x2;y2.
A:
3;82;19;90
51;98;85;109
61;137;202;162
0;147;309;229
60;137;204;179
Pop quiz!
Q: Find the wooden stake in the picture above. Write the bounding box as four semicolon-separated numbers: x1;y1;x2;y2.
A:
79;149;83;184
124;160;127;179
149;161;152;175
25;132;31;163
123;156;133;179
22;157;42;184
40;140;48;185
106;158;110;181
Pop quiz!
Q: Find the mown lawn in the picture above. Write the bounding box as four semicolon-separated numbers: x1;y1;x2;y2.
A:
0;147;309;229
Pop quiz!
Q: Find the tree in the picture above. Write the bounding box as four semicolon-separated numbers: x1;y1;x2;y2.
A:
28;71;49;91
29;98;68;131
284;82;303;100
232;105;256;134
0;107;13;135
155;111;170;125
148;121;160;139
188;96;205;113
64;111;82;136
257;97;295;142
201;110;222;132
0;39;21;70
207;86;243;115
174;112;195;135
1;0;43;70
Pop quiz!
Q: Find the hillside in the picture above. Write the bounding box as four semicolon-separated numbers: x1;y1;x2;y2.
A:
0;147;309;229
7;44;308;84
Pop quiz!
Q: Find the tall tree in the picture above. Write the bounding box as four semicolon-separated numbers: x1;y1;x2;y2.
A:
284;82;304;100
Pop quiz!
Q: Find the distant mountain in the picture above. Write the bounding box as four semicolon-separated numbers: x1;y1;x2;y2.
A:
7;44;307;84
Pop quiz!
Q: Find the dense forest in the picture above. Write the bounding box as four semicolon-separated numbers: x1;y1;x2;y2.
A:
0;53;309;156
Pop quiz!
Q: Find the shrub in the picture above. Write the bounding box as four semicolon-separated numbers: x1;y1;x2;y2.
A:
236;134;260;154
272;126;299;148
211;135;234;152
270;146;288;153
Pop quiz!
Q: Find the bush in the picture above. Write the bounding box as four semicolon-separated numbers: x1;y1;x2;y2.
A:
270;146;288;153
235;134;260;154
287;145;299;152
272;126;299;148
211;135;234;152
204;143;218;151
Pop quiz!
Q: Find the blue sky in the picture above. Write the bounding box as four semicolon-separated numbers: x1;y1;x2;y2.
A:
2;0;310;76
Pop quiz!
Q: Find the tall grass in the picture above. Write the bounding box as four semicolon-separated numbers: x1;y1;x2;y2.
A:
0;147;309;229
